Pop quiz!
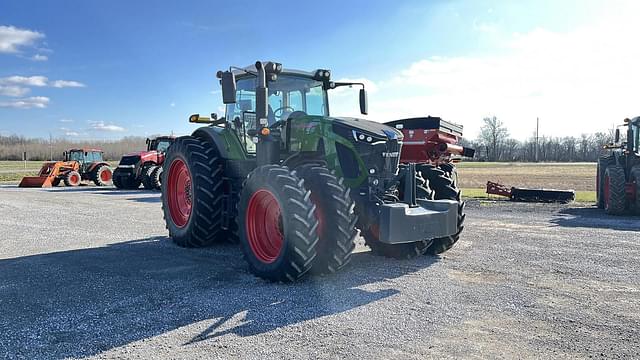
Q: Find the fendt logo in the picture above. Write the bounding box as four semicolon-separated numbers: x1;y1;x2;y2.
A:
381;152;400;158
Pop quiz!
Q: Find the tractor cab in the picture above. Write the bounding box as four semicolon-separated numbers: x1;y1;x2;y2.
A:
65;149;105;173
220;63;367;156
147;136;175;153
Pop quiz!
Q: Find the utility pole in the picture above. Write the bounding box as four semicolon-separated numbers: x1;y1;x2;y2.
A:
49;132;53;161
535;117;539;162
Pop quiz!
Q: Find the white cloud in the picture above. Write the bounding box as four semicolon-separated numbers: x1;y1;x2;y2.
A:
59;127;80;136
0;85;30;97
59;118;73;123
31;54;48;61
50;80;86;88
0;75;48;87
170;102;176;107
88;120;126;132
330;2;640;140
0;25;44;53
0;96;50;109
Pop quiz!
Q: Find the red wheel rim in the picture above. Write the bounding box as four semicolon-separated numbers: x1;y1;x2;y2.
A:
167;159;192;228
100;169;112;182
604;174;610;209
246;190;283;263
70;174;80;185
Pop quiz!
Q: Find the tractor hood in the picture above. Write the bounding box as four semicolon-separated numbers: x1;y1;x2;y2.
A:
332;117;403;140
123;150;158;160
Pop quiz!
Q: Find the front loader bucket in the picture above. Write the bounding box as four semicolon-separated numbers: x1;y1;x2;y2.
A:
18;176;53;188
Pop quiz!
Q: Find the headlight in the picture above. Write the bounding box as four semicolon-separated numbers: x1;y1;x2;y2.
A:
352;129;386;144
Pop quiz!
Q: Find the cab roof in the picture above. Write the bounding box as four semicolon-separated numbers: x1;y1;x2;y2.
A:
230;62;323;80
69;148;103;153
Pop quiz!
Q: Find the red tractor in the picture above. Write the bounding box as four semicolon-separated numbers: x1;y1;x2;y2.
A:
19;148;112;187
113;136;175;190
384;117;475;253
597;117;640;215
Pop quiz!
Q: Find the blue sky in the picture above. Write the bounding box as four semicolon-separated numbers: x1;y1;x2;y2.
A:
0;0;636;140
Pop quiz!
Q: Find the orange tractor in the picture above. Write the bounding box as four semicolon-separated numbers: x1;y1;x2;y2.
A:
19;148;113;188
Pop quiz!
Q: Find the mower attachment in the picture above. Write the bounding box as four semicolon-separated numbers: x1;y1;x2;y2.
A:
486;181;575;203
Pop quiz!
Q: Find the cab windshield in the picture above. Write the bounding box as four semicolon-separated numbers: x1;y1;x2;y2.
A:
154;140;172;153
68;151;84;162
225;74;328;126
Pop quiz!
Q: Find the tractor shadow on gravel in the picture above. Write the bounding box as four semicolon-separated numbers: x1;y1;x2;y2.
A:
550;207;640;231
0;237;438;359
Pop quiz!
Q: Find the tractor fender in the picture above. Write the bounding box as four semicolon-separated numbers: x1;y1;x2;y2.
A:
192;126;246;160
87;161;110;173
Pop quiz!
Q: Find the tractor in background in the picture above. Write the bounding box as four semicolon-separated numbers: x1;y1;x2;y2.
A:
597;117;640;215
161;61;464;282
113;136;175;190
19;148;112;187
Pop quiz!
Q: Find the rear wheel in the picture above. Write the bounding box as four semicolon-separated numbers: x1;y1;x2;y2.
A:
630;166;640;215
151;165;163;190
597;156;615;209
239;165;319;282
604;165;627;215
64;171;81;186
92;165;112;186
421;165;465;255
161;136;225;247
141;165;157;190
296;164;357;274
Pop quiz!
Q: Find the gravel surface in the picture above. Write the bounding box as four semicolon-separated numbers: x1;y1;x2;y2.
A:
0;185;638;359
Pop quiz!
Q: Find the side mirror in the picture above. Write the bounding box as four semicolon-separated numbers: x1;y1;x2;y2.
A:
145;138;150;145
62;151;67;159
220;71;237;104
359;88;368;115
615;128;620;143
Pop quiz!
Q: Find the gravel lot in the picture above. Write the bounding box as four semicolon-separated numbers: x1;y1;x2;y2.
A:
0;185;639;359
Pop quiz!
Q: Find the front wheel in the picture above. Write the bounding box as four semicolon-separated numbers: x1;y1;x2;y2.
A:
239;165;319;282
142;165;157;190
296;164;357;274
64;171;81;186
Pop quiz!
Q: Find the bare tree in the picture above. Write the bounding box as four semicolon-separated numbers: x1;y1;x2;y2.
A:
477;116;509;161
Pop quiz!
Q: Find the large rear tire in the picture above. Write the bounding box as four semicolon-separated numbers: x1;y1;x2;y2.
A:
64;171;81;187
604;165;627;215
239;165;319;282
597;156;615;209
296;164;357;274
421;165;465;255
151;165;163;190
141;165;157;190
92;165;112;186
630;166;640;215
162;136;225;247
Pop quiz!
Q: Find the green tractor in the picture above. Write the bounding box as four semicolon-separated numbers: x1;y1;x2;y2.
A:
161;61;464;282
597;117;640;215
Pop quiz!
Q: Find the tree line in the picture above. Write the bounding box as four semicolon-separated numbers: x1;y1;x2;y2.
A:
462;116;612;162
0;135;149;161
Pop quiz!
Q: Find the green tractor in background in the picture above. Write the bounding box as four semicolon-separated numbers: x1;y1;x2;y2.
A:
597;117;640;215
161;61;464;282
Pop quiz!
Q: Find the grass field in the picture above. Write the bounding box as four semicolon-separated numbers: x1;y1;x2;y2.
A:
457;162;596;203
0;160;598;203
